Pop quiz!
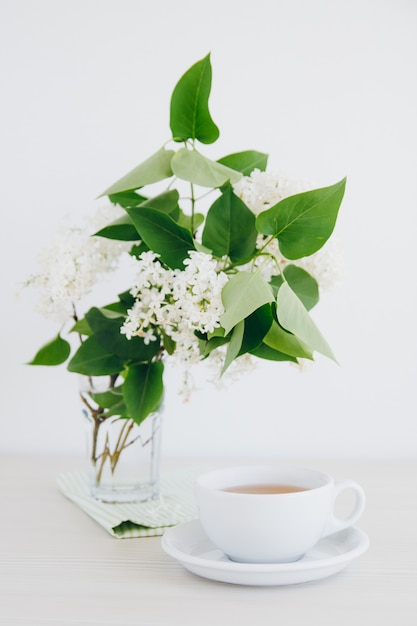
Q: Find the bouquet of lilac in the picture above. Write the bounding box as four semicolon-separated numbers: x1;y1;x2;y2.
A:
28;54;346;428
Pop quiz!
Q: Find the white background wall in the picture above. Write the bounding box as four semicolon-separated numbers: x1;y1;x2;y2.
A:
1;0;416;461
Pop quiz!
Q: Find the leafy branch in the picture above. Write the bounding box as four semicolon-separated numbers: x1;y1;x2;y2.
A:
29;52;346;424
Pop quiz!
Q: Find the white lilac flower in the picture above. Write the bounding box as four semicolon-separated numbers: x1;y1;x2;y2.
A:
206;349;256;387
295;235;346;291
121;250;228;365
26;204;131;322
248;235;345;291
233;168;313;216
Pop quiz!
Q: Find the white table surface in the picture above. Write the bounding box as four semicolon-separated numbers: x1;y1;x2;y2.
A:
0;455;416;626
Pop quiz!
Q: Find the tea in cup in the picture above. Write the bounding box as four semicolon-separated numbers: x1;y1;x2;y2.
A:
195;465;366;564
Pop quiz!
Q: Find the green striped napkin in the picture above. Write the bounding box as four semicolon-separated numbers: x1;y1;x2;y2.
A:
57;468;201;538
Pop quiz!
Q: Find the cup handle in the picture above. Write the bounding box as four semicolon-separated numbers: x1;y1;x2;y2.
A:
321;480;366;538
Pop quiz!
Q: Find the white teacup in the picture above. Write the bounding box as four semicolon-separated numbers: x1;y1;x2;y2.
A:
195;465;366;564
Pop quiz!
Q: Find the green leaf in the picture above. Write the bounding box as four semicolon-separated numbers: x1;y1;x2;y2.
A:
264;321;313;359
198;328;229;358
194;241;214;255
28;334;71;366
127;206;195;269
70;317;92;336
177;209;204;234
217;150;268;175
95;191;180;242
277;282;337;362
202;186;257;263
130;241;150;259
67;336;125;376
85;307;160;362
88;386;128;418
256;178;346;259
170;53;219;144
171;148;242;188
221;321;244;375
270;265;319;310
99;147;175;197
250;343;297;363
220;271;274;335
90;387;124;409
118;289;136;305
238;304;274;355
108;191;147;208
139;189;180;214
103;291;135;315
161;330;176;355
95;214;140;241
123;361;164;425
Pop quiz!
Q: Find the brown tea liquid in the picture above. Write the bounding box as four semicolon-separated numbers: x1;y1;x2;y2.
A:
221;484;309;495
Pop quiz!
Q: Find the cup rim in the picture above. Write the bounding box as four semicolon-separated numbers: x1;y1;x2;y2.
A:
196;464;333;495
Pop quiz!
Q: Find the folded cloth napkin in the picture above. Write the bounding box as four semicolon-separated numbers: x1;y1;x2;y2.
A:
57;468;202;538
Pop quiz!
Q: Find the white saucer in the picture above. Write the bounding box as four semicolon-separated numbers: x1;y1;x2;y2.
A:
161;519;369;586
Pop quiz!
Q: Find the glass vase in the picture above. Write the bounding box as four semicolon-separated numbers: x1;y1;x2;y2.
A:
80;377;163;503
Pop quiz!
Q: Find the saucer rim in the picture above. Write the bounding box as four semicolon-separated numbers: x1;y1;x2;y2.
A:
161;518;370;573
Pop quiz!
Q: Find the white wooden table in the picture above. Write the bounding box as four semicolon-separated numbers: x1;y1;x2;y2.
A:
0;455;416;625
